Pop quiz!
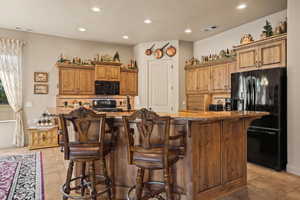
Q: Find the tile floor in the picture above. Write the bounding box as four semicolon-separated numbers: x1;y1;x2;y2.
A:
0;147;300;200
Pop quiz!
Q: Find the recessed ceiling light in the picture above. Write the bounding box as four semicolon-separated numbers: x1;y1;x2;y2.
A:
184;28;192;34
237;3;247;10
122;35;129;39
78;27;87;32
91;6;101;12
144;19;152;24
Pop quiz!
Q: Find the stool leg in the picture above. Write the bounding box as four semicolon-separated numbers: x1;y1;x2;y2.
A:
135;168;145;200
163;167;172;200
101;157;112;200
89;162;97;200
63;160;74;200
80;162;86;196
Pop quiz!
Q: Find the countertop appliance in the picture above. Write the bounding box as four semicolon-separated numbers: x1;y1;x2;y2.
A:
95;81;120;95
92;99;123;112
208;104;224;111
231;68;287;171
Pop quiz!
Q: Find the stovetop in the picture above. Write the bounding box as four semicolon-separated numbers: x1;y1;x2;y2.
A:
92;107;124;112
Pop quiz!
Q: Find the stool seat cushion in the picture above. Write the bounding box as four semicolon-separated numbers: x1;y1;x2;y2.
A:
132;145;180;169
69;141;113;160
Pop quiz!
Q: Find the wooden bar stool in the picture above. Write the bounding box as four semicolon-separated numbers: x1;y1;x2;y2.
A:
59;107;114;200
122;108;186;200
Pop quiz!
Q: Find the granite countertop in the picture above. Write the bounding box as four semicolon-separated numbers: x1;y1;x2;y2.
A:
47;107;268;121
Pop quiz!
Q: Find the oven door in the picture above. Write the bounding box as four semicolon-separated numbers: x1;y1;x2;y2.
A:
247;127;281;170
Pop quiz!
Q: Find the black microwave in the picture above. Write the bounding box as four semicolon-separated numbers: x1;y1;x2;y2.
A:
95;81;120;95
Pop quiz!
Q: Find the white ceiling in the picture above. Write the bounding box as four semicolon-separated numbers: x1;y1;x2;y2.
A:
0;0;287;45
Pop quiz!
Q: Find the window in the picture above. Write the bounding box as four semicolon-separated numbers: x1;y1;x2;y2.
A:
0;80;14;121
0;80;8;104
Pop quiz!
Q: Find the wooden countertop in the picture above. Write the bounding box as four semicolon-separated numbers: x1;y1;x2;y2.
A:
48;107;268;121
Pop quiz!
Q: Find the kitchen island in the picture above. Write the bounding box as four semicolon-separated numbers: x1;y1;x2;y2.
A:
49;108;267;200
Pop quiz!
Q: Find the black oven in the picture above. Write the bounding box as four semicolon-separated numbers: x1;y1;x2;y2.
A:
95;81;120;95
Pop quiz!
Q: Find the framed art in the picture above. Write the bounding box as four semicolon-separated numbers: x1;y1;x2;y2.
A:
34;84;48;94
34;72;48;82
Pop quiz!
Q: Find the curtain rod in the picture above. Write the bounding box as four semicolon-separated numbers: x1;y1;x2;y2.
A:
0;38;26;46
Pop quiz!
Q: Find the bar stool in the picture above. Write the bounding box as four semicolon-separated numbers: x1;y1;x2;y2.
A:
122;108;186;200
59;107;114;200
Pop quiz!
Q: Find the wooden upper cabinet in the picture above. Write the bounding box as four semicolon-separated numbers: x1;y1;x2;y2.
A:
236;47;257;72
258;39;286;69
95;65;120;81
78;68;95;94
197;67;210;93
186;68;198;94
120;70;138;96
211;64;228;93
235;34;287;72
95;65;107;81
58;66;95;95
59;67;78;95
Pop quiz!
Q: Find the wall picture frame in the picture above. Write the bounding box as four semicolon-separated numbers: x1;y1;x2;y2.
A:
34;84;48;94
34;72;48;82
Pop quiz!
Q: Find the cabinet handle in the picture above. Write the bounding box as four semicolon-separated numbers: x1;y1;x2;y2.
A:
42;134;46;141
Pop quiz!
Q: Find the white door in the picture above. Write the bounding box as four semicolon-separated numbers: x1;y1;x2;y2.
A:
147;59;174;113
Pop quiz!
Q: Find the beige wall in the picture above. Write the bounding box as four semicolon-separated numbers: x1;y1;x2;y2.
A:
287;0;300;175
0;28;133;147
194;10;287;59
179;41;193;110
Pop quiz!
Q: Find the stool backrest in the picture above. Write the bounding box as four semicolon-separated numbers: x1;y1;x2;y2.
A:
59;107;106;160
122;108;171;164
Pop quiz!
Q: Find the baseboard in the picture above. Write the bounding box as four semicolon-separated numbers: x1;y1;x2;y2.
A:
287;164;300;176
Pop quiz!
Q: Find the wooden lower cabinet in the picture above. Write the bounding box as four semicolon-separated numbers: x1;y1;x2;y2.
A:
28;127;59;150
120;70;138;96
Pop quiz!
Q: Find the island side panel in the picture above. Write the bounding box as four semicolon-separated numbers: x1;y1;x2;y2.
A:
192;118;247;200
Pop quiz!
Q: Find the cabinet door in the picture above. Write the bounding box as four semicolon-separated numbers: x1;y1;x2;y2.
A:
108;67;121;81
59;68;78;95
120;71;127;95
222;119;246;183
227;62;237;90
186;69;198;94
237;47;258;72
258;39;286;69
211;64;228;93
120;71;138;96
127;72;138;95
95;66;108;81
192;122;221;193
78;68;95;95
197;67;210;93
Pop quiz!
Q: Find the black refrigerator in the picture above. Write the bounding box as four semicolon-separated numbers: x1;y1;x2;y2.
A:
231;67;287;171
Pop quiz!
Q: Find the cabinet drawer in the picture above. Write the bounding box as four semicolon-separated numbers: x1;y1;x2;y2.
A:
28;128;58;150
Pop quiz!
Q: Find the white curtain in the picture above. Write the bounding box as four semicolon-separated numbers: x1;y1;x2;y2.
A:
0;38;24;147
